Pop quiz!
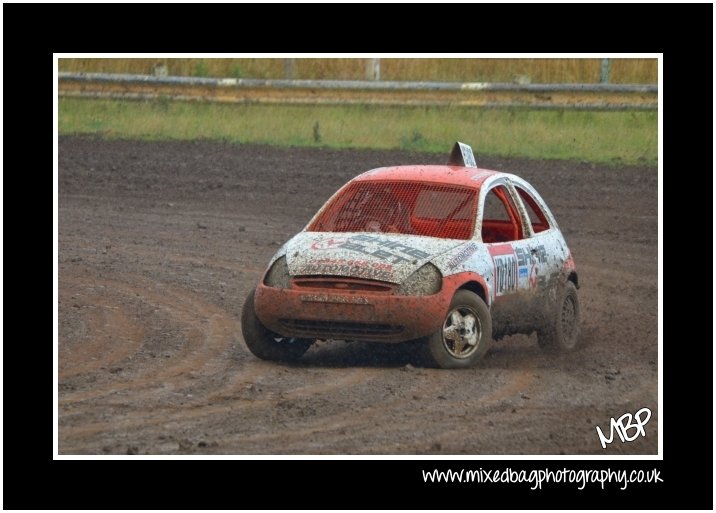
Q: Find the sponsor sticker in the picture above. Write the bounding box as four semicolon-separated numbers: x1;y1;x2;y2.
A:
489;244;518;297
300;294;370;305
310;234;431;265
446;243;479;270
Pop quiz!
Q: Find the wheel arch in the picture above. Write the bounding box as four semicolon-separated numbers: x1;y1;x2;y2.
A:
567;271;579;289
457;280;489;306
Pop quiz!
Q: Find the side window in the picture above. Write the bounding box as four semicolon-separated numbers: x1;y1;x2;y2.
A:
482;189;511;221
481;185;524;242
515;187;550;234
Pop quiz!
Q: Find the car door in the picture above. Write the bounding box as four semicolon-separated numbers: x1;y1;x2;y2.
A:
508;178;568;298
478;179;536;337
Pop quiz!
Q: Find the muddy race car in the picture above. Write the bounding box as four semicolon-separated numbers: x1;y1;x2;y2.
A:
241;142;579;368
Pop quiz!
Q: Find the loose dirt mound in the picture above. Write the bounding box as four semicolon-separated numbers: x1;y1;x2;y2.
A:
59;137;658;455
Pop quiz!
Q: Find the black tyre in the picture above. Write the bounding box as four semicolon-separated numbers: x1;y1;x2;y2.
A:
420;290;492;369
538;281;580;352
241;289;313;362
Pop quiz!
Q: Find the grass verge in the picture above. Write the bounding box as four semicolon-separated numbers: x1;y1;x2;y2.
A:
59;98;657;166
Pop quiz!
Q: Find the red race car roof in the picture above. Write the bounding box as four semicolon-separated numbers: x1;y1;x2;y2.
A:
354;165;501;189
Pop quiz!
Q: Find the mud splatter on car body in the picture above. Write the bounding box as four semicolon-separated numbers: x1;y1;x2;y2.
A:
245;143;579;368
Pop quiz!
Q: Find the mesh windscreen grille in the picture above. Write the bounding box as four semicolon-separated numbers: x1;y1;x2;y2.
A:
309;181;477;240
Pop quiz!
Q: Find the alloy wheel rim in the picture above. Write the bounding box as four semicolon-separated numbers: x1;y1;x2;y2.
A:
441;306;481;359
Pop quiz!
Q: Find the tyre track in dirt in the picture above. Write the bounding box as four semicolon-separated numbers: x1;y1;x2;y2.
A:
60;272;241;403
58;137;658;455
60;264;542;453
59;295;145;380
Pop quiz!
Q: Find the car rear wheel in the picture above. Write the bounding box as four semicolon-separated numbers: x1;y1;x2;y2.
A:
538;281;580;352
241;289;313;362
419;290;492;369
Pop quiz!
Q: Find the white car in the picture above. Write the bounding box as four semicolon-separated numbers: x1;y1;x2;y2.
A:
242;142;580;368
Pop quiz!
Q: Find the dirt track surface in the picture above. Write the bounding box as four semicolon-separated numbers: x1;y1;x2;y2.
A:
58;137;658;455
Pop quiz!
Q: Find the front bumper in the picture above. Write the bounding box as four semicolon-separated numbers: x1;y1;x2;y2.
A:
254;279;457;343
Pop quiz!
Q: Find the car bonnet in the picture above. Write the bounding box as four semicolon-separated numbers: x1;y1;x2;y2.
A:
285;232;466;284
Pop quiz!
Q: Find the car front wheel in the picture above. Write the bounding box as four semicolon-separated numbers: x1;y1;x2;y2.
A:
419;290;492;369
241;289;313;362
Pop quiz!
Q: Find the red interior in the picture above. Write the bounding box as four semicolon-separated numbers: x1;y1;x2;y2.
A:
481;186;524;242
481;220;517;243
410;218;474;240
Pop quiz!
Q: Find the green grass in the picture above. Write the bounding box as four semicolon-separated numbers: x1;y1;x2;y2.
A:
58;98;657;165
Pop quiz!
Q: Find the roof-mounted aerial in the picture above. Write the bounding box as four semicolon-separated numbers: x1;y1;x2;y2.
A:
447;141;477;168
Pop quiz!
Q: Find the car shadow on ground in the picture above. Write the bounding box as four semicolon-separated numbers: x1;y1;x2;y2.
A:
290;336;550;369
296;339;420;368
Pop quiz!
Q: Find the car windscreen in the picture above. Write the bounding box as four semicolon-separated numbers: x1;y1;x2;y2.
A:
308;180;477;240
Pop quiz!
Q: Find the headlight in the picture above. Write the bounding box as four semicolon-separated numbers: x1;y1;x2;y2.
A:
397;263;442;296
264;256;291;288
